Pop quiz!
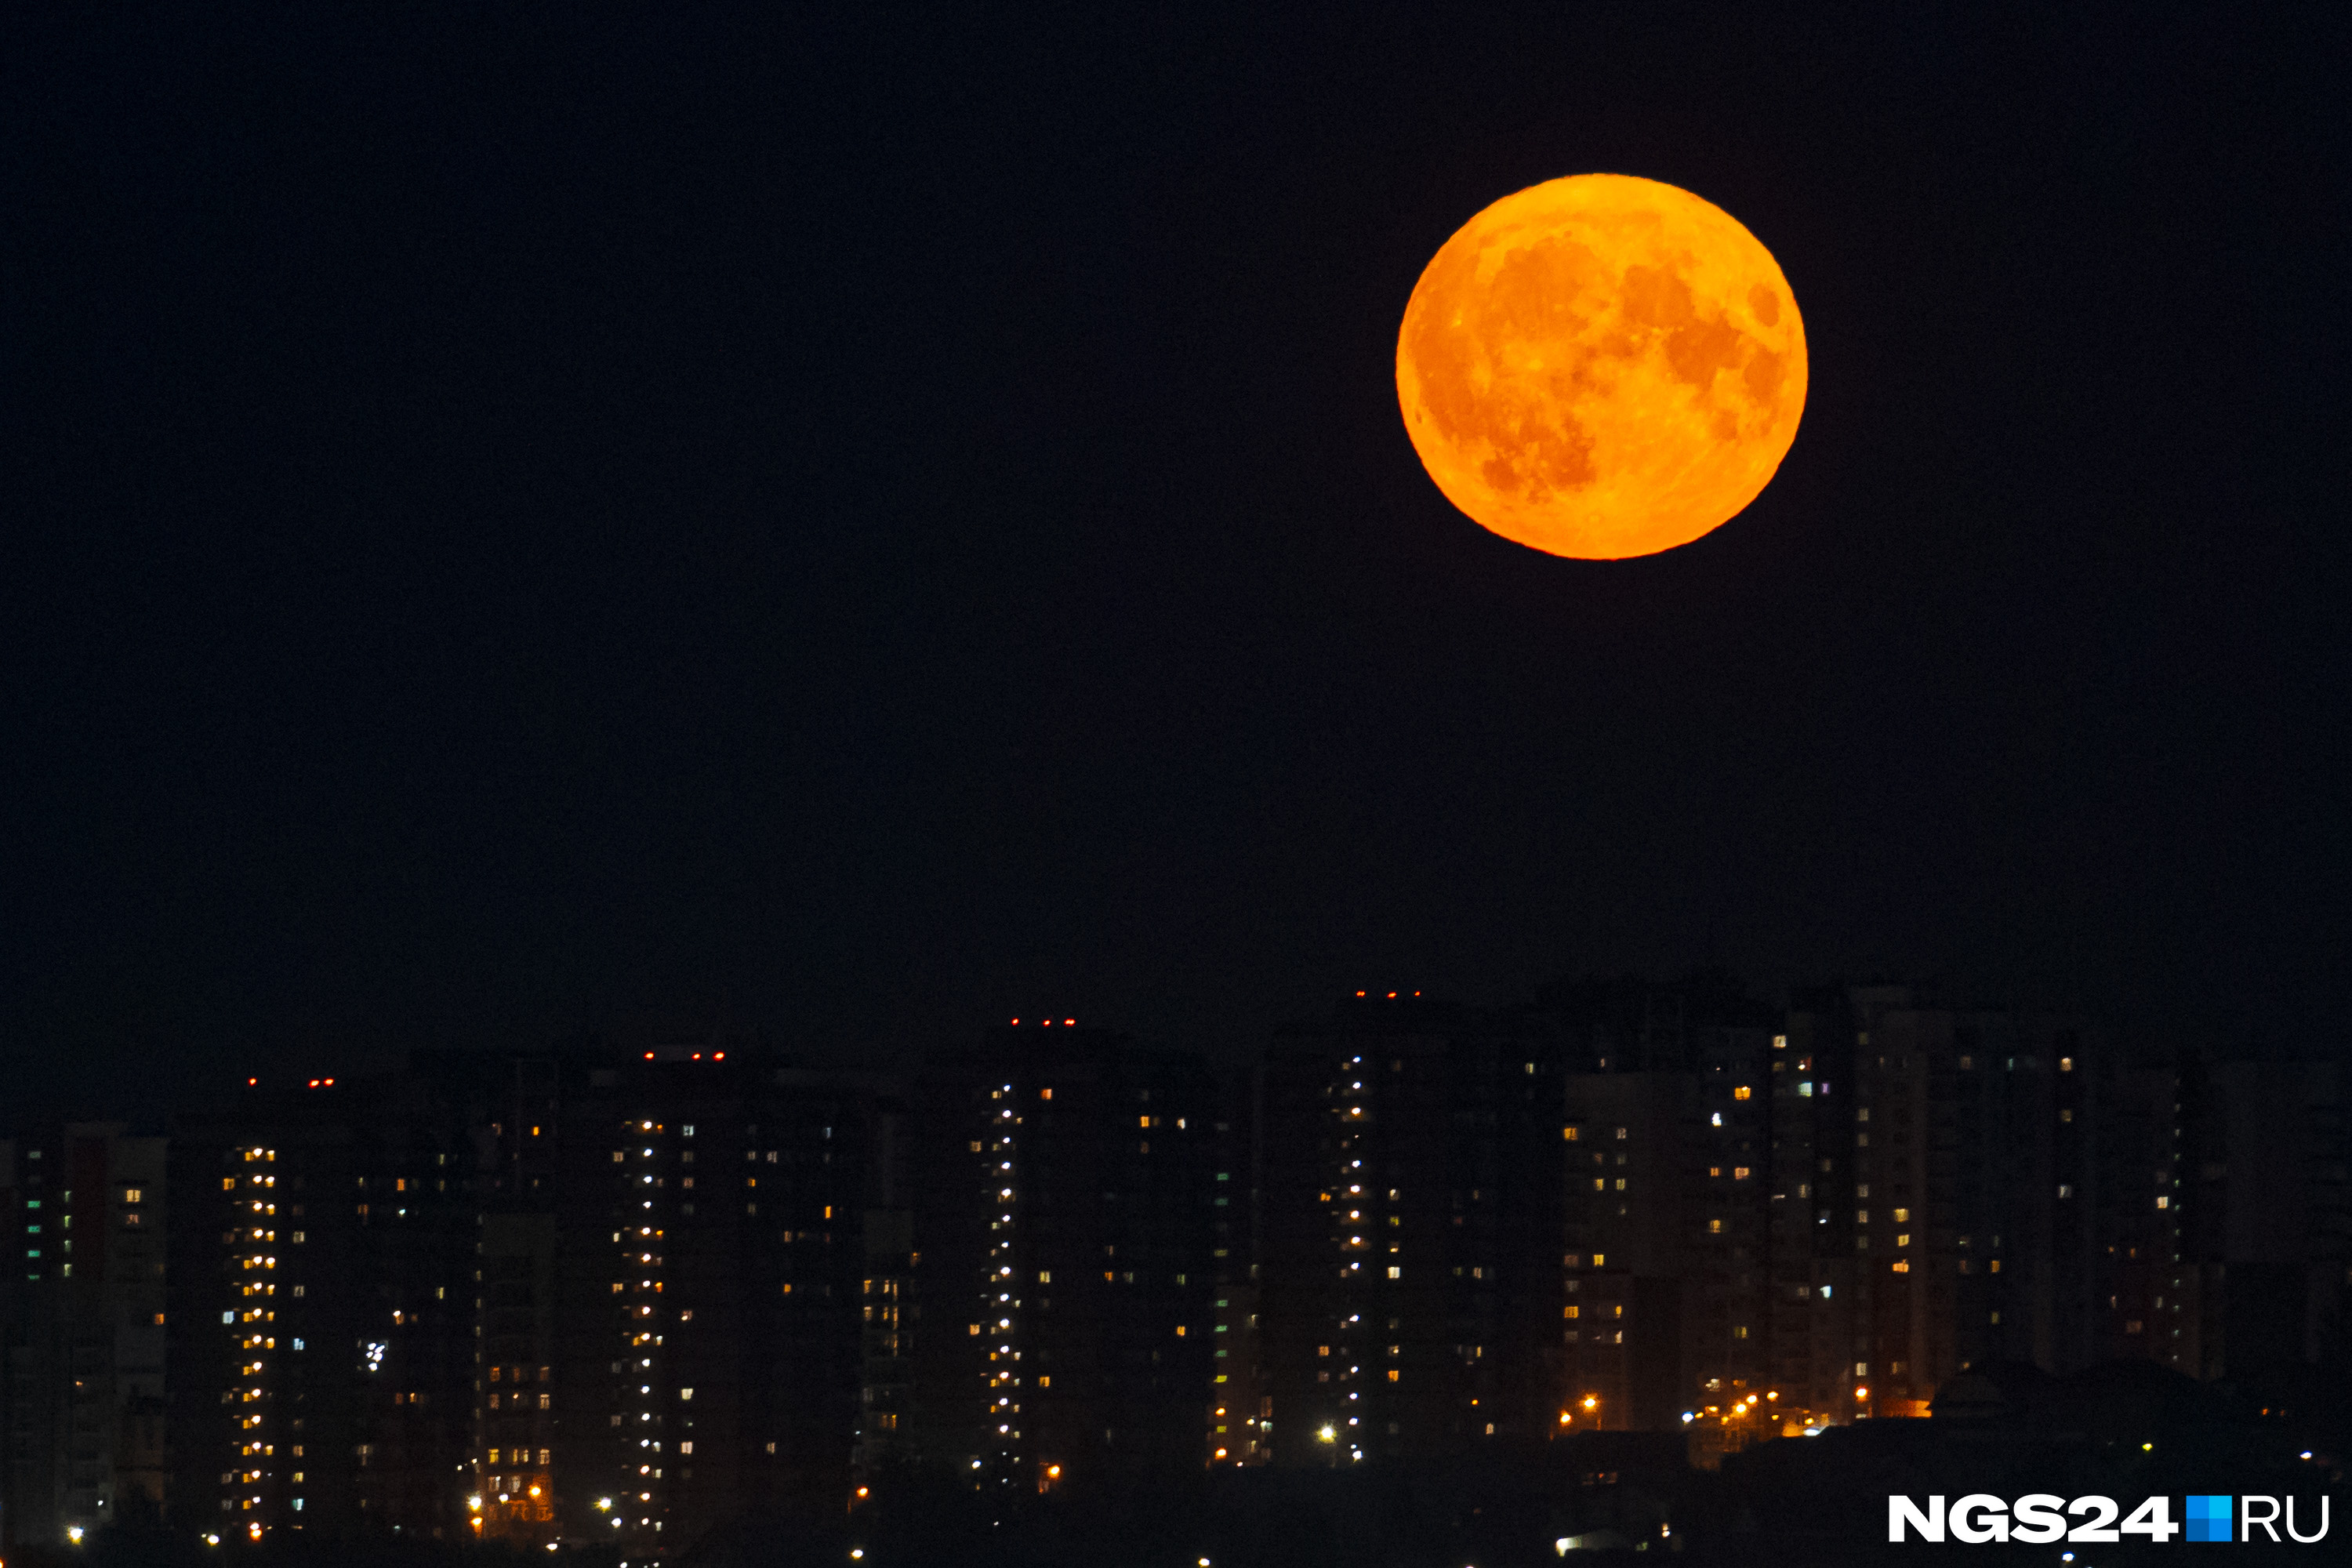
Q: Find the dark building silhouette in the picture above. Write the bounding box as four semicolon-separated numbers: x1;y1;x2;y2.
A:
1258;995;1570;1466
0;1124;167;1548
904;1022;1218;1497
522;1051;873;1551
2174;1058;2350;1376
853;1085;915;1490
1207;1073;1265;1467
159;1047;877;1553
165;1069;484;1542
1248;982;2230;1468
38;983;2344;1544
1547;976;1779;1438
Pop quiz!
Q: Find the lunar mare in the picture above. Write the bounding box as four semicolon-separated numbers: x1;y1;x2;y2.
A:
1396;174;1806;560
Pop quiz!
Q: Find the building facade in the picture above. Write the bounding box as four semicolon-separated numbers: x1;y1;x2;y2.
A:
0;1125;167;1548
166;1071;483;1543
905;1023;1218;1497
1259;996;1571;1466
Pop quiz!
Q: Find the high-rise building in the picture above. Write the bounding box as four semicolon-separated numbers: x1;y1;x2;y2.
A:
529;1053;873;1551
165;1047;879;1552
1552;978;1777;1437
1205;1076;1264;1467
854;1085;915;1491
166;1070;482;1543
2174;1058;2349;1377
1258;996;1569;1466
1770;991;2107;1423
0;1124;167;1548
905;1023;1218;1497
1254;981;2180;1465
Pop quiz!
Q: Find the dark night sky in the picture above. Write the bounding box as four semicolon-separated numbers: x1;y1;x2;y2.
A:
5;4;2350;1124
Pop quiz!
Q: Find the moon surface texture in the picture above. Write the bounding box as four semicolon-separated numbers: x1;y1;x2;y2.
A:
1396;174;1806;560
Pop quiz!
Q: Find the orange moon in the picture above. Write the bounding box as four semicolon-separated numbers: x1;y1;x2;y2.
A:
1396;174;1806;560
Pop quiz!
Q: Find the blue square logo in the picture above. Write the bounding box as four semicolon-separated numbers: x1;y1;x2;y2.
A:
2186;1494;2233;1543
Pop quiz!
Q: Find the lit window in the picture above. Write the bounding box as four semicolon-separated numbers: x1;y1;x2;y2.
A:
1733;1087;1751;1101
1892;1207;1908;1222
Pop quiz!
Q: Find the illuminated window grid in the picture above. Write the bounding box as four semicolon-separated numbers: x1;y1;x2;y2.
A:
592;1119;670;1538
224;1145;283;1528
977;1084;1025;1485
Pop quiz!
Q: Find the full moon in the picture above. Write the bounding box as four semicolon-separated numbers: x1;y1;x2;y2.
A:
1396;174;1806;560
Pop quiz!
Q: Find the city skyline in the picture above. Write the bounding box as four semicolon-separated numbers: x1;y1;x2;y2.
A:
7;974;2346;1559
